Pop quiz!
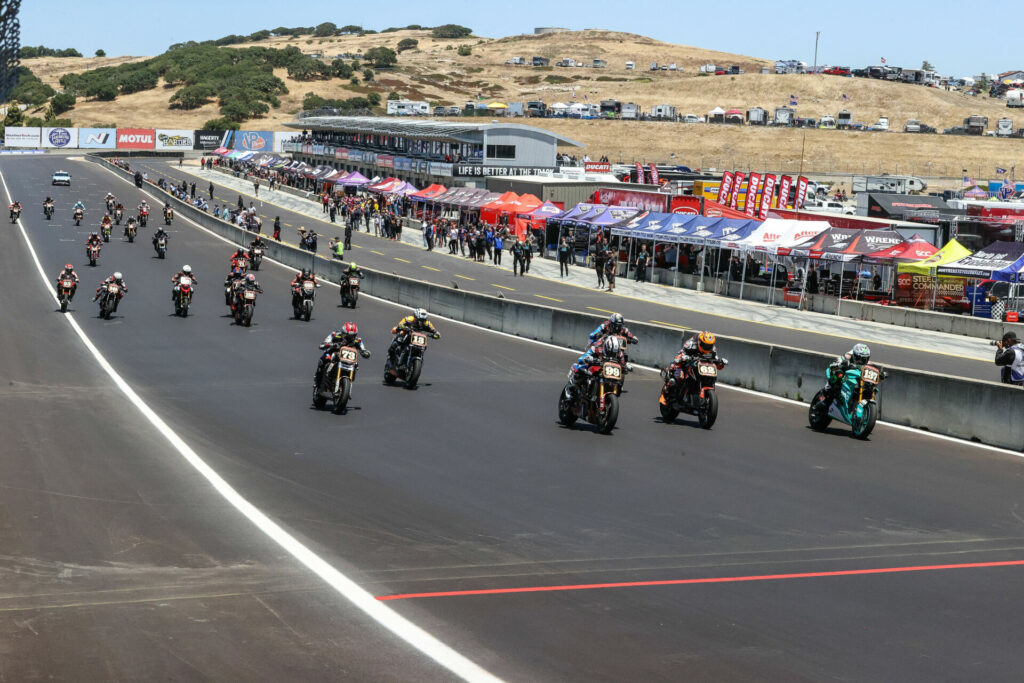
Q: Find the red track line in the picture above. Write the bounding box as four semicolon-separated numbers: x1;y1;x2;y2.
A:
375;559;1024;601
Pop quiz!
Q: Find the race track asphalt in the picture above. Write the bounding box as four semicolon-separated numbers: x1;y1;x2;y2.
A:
4;154;1024;681
133;158;993;382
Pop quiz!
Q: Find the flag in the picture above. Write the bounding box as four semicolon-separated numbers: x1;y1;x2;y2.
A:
717;171;735;204
789;95;798;106
880;57;886;64
635;162;645;184
997;166;1008;174
745;173;762;217
841;93;849;101
759;174;777;220
999;177;1014;199
649;163;659;185
795;176;810;209
572;87;577;99
777;176;792;209
963;175;974;187
729;172;745;209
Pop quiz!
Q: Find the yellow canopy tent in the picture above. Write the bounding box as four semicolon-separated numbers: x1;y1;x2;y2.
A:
898;239;972;276
486;102;507;109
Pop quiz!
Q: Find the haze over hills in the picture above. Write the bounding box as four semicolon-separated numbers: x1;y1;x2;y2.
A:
18;28;1024;177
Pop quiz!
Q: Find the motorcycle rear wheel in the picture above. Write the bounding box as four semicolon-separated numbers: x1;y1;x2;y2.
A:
597;394;619;434
406;358;422;389
658;397;679;423
558;386;578;426
312;384;327;410
698;391;718;429
852;403;877;440
808;389;833;431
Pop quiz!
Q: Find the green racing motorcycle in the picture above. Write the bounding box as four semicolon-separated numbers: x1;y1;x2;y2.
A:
808;363;887;439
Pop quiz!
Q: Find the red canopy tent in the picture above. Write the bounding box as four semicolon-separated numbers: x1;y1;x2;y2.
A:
514;200;564;237
409;184;448;201
368;177;400;192
480;191;520;224
864;233;938;263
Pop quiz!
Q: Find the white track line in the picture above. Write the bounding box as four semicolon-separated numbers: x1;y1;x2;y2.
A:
8;164;501;682
102;161;1023;460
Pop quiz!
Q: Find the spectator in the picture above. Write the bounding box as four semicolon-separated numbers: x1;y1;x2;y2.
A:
558;238;572;277
634;244;651;282
273;216;281;241
605;252;617;291
594;245;607;288
493;232;503;265
344;221;353;250
253;178;260;197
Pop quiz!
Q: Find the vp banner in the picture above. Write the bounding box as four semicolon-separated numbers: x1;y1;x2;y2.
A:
42;127;79;149
79;128;116;149
223;130;273;152
4;126;41;147
155;129;195;150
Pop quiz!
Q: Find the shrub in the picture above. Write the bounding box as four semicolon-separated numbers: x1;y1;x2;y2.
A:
457;45;471;56
313;22;337;37
387;91;401;100
397;38;419;52
20;46;82;58
170;84;215;109
203;116;241;130
367;91;381;106
431;24;472;39
95;49;106;57
363;47;397;68
50;92;76;115
363;68;374;81
7;66;55;105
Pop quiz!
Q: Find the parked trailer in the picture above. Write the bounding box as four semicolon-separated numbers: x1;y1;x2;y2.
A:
621;102;642;120
997;118;1014;137
650;104;677;120
746;107;767;125
625;61;635;70
964;114;989;135
836;109;853;130
386;99;430;116
773;106;795;126
1007;89;1024;107
852;174;928;194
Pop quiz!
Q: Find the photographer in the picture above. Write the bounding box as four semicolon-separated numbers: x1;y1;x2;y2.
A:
994;331;1024;386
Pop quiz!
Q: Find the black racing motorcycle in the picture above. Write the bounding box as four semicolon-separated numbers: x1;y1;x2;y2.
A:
97;282;120;320
340;275;360;308
293;281;316;321
384;329;435;389
558;359;624;434
658;355;725;429
313;346;362;413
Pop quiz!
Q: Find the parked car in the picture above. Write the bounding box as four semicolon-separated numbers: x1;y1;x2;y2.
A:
823;66;851;76
682;114;701;123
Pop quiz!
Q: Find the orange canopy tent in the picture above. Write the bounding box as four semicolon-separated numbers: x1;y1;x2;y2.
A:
514;200;564;237
479;191;520;224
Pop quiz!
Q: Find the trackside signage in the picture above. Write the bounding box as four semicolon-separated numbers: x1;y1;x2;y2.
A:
4;126;41;147
79;127;116;149
117;128;155;149
155;129;195;150
42;127;78;148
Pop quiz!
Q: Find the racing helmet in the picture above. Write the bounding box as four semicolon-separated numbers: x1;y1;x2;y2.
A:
64;263;73;270
182;265;192;274
608;312;624;332
682;337;698;353
414;308;428;321
232;267;242;276
697;331;717;355
851;343;871;365
246;274;255;282
603;335;623;356
113;271;122;280
343;322;358;336
348;262;358;272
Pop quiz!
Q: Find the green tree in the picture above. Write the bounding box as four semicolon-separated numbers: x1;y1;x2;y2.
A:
202;116;241;130
93;82;118;101
50;92;76;115
303;92;326;110
339;25;362;34
363;46;397;68
313;22;337;37
367;91;381;106
431;24;472;39
362;68;374;81
332;59;353;79
397;38;419;52
387;90;401;100
95;49;106;57
922;60;935;72
170;84;215;109
2;100;24;135
457;45;471;57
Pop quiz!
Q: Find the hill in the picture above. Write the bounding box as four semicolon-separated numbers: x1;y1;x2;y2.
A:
17;29;1024;176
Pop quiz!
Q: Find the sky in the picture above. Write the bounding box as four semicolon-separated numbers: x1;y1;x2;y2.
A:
18;1;1014;77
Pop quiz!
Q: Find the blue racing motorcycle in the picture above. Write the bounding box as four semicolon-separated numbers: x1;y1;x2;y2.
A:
808;363;886;439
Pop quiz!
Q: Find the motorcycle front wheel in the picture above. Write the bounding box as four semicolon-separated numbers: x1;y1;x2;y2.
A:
406;358;422;389
808;389;833;431
60;297;68;313
597;394;619;434
334;377;352;414
697;391;718;429
852;403;877;440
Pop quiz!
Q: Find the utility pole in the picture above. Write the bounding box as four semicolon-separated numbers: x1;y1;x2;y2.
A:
813;31;820;72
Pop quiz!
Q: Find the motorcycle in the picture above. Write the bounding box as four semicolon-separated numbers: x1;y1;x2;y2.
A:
558;359;624;434
134;175;143;189
173;276;193;317
73;208;83;226
384;330;433;389
224;278;242;306
10;207;20;223
105;198;115;213
658;356;724;429
101;223;111;242
114;208;123;225
293;280;315;321
154;235;167;259
139;210;148;227
43;203;54;220
231;256;250;274
234;287;258;326
249;247;263;271
808;363;887;439
58;278;75;313
125;223;137;243
313;346;359;413
87;243;100;266
98;283;119;319
340;275;360;308
164;207;173;225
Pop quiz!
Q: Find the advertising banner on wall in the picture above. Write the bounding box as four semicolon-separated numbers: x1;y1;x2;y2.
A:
117;128;155;149
4;126;41;147
274;131;302;152
79;128;116;149
193;130;227;150
592;187;668;212
335;148;348;160
42;127;79;149
155;129;195;150
223;130;273;152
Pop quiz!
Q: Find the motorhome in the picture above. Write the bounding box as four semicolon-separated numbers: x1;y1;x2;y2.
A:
650;104;677;120
773;106;795;126
624;61;635;71
621;102;642;120
852;174;928;194
997;118;1014;137
1007;89;1024;107
593;59;607;69
836;109;853;129
746;107;767;125
904;119;921;133
819;115;836;129
599;99;621;117
526;101;547;117
650;62;659;71
774;59;807;74
556;58;576;67
699;63;716;74
532;56;550;67
964;114;989;135
668;63;678;71
386;99;430;116
871;117;890;131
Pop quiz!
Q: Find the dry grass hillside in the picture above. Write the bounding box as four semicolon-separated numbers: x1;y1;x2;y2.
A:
19;29;1024;176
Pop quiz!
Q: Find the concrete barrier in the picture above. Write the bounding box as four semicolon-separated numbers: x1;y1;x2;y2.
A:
90;156;1022;450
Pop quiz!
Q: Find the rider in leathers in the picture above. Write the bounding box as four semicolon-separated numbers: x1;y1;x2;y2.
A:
290;268;319;308
152;226;169;252
388;308;439;364
568;335;621;397
825;343;872;408
663;332;727;394
588;313;640;346
93;272;127;310
314;323;372;389
232;274;262;314
171;265;196;300
55;263;79;299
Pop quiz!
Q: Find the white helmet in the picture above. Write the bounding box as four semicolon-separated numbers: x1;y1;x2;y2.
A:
414;308;428;321
182;265;192;274
113;271;122;280
603;335;623;355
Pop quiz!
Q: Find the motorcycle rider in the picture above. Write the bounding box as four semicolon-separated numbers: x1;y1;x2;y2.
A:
171;264;196;300
43;196;54;209
105;192;116;211
249;235;267;253
85;232;102;251
8;200;22;218
123;214;138;238
233;273;262;313
388;308;440;364
163;201;173;218
340;262;364;296
224;266;245;300
825;343;872;407
72;199;85;212
152;225;169;252
55;263;79;299
93;271;126;310
568;335;621;396
290;268;319;308
664;331;727;390
314;323;372;388
589;312;640;346
101;213;112;232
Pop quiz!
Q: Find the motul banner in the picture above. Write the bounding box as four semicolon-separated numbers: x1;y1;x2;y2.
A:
117;128;155;149
649;163;659;185
745;173;762;217
759;174;776;220
717;171;734;204
795;176;810;209
777;176;792;210
635;162;644;184
729;172;745;209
